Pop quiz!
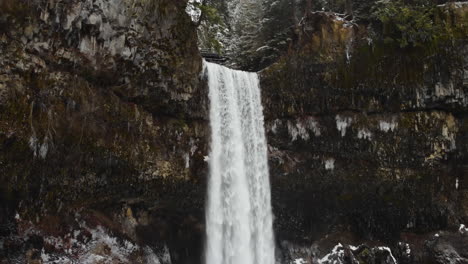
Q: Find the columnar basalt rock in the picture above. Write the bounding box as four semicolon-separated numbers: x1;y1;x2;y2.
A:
1;0;468;263
0;0;209;263
261;4;468;263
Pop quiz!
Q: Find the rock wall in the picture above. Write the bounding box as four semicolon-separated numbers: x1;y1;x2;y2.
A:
1;0;468;263
0;0;209;263
261;4;468;263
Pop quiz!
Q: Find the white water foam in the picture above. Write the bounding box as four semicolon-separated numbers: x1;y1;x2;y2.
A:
204;61;275;264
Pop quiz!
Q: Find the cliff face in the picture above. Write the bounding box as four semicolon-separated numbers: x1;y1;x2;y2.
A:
0;0;209;263
1;0;468;263
260;3;468;263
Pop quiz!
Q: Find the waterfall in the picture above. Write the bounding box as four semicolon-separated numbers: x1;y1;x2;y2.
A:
204;61;275;264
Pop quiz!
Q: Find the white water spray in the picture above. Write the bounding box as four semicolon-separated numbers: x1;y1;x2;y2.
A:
204;61;275;264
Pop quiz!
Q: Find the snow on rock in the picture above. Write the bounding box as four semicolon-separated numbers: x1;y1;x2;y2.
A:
318;243;398;264
39;136;49;159
271;119;282;134
357;129;373;140
184;153;190;169
438;1;468;7
459;224;468;234
29;135;39;156
324;158;335;171
288;121;309;141
379;119;398;133
287;117;321;141
29;135;49;159
189;138;198;155
186;0;202;22
280;240;313;264
144;245;171;264
378;246;398;264
79;36;98;57
35;222;151;264
349;245;359;251
318;243;345;264
145;247;162;264
256;46;272;53
398;242;411;256
39;223;172;264
158;245;172;264
292;258;307;264
63;2;82;30
441;117;457;151
306;117;321;137
336;115;352;137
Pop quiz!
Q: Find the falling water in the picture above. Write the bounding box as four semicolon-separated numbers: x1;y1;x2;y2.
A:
204;61;275;264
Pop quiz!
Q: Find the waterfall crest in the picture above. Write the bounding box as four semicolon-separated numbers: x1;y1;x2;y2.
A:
204;61;275;264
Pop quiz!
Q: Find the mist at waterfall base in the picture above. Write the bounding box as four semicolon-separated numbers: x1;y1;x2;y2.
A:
204;61;275;264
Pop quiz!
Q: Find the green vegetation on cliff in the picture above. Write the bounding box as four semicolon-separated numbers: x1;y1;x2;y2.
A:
372;1;468;48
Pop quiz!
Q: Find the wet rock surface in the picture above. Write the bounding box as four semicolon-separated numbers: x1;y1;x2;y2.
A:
1;1;468;264
261;4;468;264
0;0;208;263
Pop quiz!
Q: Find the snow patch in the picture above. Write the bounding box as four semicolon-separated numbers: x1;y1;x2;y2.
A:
189;139;198;155
276;118;320;140
399;242;411;255
39;137;49;159
357;129;372;140
292;258;307;264
345;43;352;63
318;243;398;264
379;119;398;133
184;153;190;169
271;119;282;134
39;224;140;264
305;117;321;137
378;246;398;264
459;224;468;234
29;135;39;156
41;248;50;262
256;46;272;53
144;246;171;264
324;159;335;171
442;125;457;151
438;2;468;7
158;245;172;264
29;135;49;159
288;121;309;141
145;247;162;264
186;0;202;23
319;243;344;264
79;36;97;56
336;115;352;137
280;240;313;264
88;13;102;25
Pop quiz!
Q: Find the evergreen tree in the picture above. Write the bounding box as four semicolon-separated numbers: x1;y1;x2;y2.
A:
187;0;230;53
228;0;264;70
192;0;376;70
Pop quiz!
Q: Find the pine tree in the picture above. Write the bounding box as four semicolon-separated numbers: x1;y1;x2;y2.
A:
228;0;264;70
